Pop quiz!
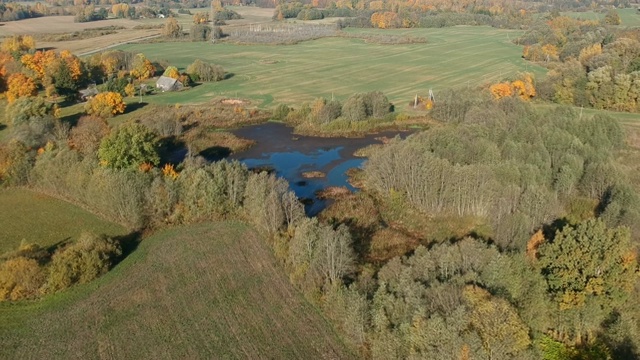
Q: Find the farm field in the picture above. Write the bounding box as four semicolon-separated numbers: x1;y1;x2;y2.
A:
561;8;640;27
0;189;125;254
118;26;546;107
0;222;352;359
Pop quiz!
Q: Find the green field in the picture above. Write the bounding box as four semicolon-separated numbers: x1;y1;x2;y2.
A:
562;8;640;27
0;189;126;254
119;26;545;107
0;222;351;359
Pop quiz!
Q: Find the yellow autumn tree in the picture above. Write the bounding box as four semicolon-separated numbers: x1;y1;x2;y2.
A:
163;66;180;79
130;53;156;80
85;92;126;118
124;83;136;97
6;73;37;103
541;44;559;62
578;43;602;67
193;12;209;24
1;35;35;56
371;11;399;29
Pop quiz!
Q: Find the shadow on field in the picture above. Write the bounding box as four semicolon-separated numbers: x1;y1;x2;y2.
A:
0;124;6;132
60;111;83;128
125;102;148;114
113;231;142;265
225;73;235;80
200;145;232;161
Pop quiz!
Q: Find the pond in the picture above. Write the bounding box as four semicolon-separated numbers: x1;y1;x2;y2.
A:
228;122;412;215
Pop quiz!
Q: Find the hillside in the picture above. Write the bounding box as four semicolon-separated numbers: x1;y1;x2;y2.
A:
0;189;126;254
0;222;351;359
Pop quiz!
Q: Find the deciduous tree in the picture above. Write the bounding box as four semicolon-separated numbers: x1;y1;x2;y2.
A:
84;91;126;118
6;73;37;103
98;123;159;169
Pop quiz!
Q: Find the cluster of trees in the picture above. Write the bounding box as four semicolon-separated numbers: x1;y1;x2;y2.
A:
0;2;47;22
275;0;532;29
518;12;640;112
0;233;121;301
73;6;108;22
280;91;393;124
489;72;536;100
367;91;634;248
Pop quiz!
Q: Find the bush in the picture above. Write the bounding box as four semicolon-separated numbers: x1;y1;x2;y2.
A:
190;24;211;41
342;94;367;121
5;96;52;126
98;123;159;170
140;111;183;137
0;256;46;301
69;116;110;156
186;59;225;82
273;104;291;121
45;232;122;293
85;92;126;118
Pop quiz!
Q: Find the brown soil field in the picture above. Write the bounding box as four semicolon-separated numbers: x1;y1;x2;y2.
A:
0;16;140;35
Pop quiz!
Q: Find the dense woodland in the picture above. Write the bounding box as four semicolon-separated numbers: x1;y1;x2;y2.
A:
1;1;640;359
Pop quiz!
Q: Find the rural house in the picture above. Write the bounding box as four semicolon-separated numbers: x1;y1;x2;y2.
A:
78;85;98;101
156;76;183;92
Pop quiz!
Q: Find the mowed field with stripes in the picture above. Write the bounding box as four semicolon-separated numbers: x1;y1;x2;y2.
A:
119;26;545;107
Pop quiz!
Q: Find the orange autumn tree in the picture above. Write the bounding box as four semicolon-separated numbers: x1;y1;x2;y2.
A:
490;73;536;101
85;92;126;118
489;82;513;99
6;73;37;103
21;50;57;81
60;50;83;81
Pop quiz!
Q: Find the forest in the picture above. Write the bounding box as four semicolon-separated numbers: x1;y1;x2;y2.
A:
1;1;640;359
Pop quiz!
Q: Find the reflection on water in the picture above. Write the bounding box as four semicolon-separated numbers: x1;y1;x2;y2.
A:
227;122;410;215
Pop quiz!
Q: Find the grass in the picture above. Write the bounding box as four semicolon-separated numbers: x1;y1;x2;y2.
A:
117;26;546;107
561;8;640;27
0;188;126;254
0;221;352;359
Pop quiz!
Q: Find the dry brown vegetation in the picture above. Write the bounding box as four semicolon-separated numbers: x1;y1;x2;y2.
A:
0;222;352;359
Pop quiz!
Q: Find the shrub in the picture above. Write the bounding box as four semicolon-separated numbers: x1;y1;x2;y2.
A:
45;232;121;293
98;123;159;169
0;257;46;301
69;116;110;156
273;103;291;120
5;96;52;126
186;59;225;82
85;92;126;118
190;24;211;41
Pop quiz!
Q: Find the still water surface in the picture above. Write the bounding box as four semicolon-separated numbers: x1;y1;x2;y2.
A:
228;122;411;215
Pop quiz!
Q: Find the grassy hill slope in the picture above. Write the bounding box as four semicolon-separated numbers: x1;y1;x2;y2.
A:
0;189;126;254
0;222;351;359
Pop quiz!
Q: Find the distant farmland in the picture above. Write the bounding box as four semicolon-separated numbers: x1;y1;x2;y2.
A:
0;222;352;359
119;26;546;107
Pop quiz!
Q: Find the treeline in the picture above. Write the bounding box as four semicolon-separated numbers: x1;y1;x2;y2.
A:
518;12;640;112
0;2;48;22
